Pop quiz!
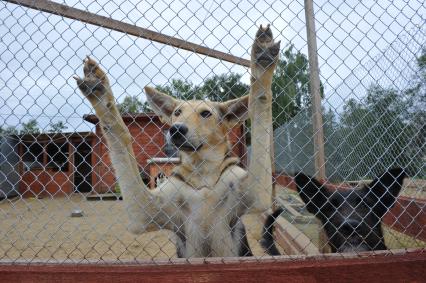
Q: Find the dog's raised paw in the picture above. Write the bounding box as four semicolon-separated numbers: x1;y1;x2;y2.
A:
252;25;280;70
255;24;273;44
74;56;109;98
82;56;106;79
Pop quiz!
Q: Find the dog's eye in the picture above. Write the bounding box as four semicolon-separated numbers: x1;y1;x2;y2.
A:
174;109;181;117
200;110;212;118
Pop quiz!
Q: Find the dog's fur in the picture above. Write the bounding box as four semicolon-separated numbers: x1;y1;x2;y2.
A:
261;168;406;254
74;25;280;257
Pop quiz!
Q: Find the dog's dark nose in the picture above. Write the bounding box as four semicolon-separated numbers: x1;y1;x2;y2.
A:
169;124;188;139
341;219;360;233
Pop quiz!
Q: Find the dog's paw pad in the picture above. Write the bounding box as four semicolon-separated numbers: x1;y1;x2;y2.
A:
75;56;108;97
254;41;281;69
253;25;280;69
83;56;106;79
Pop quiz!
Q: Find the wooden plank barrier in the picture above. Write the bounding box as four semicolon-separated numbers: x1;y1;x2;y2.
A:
0;249;424;283
260;212;320;255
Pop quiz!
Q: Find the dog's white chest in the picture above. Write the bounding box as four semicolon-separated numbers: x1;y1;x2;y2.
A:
175;167;247;257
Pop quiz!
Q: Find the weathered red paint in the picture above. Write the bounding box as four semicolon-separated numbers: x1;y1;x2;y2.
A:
383;196;426;241
0;250;424;283
273;173;296;191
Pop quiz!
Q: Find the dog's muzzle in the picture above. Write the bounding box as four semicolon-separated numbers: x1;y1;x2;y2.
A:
169;123;188;142
169;123;203;152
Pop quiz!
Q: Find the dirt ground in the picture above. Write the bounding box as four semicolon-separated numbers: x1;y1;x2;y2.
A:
1;186;424;263
0;195;266;262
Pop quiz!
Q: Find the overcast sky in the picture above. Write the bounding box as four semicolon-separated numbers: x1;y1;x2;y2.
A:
0;0;425;132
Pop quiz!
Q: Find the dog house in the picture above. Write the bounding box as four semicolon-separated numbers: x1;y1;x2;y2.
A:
0;136;20;199
15;132;95;198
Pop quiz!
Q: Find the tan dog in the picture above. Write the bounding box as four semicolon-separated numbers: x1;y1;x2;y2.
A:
74;25;280;258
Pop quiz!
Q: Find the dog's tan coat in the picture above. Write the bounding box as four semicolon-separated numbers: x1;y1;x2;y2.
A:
74;25;280;257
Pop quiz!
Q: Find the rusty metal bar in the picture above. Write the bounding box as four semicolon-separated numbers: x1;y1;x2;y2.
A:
4;0;251;67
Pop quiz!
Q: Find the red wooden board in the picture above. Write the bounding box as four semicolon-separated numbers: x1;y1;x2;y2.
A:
0;250;424;283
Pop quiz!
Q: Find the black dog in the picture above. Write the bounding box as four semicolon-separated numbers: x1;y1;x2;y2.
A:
261;168;406;254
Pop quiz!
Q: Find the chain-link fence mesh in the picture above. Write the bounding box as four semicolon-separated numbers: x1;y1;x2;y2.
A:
0;0;425;263
275;25;425;181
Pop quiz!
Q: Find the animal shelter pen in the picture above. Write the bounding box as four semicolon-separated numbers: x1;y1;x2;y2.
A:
0;0;425;282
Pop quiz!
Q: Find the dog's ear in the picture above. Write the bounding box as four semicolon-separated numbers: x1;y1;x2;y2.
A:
295;173;331;218
144;86;178;124
219;95;249;127
364;168;406;216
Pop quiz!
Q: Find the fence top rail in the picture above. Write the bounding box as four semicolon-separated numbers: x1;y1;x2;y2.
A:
4;0;251;67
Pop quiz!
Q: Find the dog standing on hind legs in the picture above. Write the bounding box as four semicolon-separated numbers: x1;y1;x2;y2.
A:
261;168;406;254
74;25;280;258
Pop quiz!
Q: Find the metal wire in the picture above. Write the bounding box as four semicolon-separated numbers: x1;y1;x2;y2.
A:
0;0;425;264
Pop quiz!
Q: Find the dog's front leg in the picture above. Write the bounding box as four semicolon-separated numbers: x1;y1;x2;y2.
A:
247;25;280;211
74;57;172;233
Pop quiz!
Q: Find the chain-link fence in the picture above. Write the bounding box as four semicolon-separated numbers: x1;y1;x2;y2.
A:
0;0;425;264
275;25;426;181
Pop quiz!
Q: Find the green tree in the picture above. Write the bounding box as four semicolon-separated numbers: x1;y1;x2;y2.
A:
322;108;346;181
156;79;203;100
20;119;40;135
156;47;319;130
2;126;18;135
157;75;249;102
403;49;426;177
272;45;324;129
274;107;344;181
337;84;421;179
48;121;68;133
417;48;426;70
155;46;318;130
405;50;425;137
197;73;249;101
117;95;151;114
